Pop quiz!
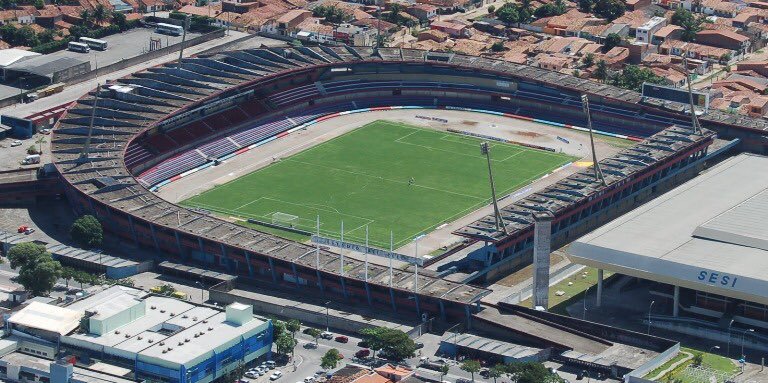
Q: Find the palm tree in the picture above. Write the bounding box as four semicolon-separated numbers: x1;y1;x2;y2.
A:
80;9;92;27
93;4;109;25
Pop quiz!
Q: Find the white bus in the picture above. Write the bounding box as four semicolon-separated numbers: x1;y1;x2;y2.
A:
156;23;183;36
79;37;108;50
68;41;90;53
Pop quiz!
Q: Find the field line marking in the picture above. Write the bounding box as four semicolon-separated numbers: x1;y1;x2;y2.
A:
284;158;487;201
233;196;267;212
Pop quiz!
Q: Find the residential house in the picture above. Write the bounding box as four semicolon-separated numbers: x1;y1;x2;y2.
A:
296;17;334;43
536;54;571;71
276;8;312;36
660;39;734;63
430;19;470;37
138;0;169;13
696;29;750;54
353;17;397;33
415;0;471;10
635;16;666;43
334;23;376;45
652;24;684;45
581;23;630;43
626;0;651;10
542;9;599;37
33;6;62;29
736;61;768;77
595;46;630;68
714;73;768;94
0;10;34;25
406;4;437;21
700;0;743;17
418;29;449;42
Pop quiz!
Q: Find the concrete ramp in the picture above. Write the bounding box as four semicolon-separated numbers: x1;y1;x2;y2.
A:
474;306;611;355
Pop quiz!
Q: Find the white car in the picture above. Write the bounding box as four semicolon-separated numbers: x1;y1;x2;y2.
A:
10;140;22;147
244;372;258;379
320;331;333;339
269;371;282;380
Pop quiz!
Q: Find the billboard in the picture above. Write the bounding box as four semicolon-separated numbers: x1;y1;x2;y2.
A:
642;82;709;110
311;235;424;266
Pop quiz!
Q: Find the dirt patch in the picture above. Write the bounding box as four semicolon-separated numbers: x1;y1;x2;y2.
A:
462;120;478;126
515;131;544;138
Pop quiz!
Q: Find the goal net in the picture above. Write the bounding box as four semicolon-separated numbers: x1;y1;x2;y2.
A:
271;212;299;228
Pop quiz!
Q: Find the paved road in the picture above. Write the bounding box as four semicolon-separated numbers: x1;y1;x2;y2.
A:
0;33;282;119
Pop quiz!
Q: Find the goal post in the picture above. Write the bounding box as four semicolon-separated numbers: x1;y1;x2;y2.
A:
271;212;299;228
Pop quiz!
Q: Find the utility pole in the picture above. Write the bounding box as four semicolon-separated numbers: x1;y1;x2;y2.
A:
682;53;703;135
581;94;606;185
79;83;100;161
480;142;507;233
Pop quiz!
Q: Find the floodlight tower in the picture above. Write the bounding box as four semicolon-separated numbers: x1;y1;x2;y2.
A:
682;52;704;135
480;142;507;234
177;15;190;69
580;94;606;186
79;83;101;161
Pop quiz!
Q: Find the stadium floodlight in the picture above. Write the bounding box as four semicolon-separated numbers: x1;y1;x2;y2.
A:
79;82;100;161
580;94;606;186
480;142;507;234
682;52;704;135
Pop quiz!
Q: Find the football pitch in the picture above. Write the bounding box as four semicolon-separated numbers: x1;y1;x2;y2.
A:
181;120;577;248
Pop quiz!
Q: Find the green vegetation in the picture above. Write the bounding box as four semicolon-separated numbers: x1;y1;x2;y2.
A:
534;0;567;18
522;267;613;315
8;242;62;296
579;0;625;20
609;64;666;91
360;327;417;361
312;5;352;24
461;360;482;380
183;121;574;248
321;348;343;369
495;0;533;26
671;8;704;42
645;347;737;382
70;215;103;249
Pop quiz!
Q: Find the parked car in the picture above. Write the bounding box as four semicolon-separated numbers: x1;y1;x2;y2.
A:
40;128;50;135
415;341;424;349
10;140;22;147
269;371;282;380
303;377;315;383
265;361;276;369
24;228;35;235
244;371;258;379
320;332;333;340
354;349;370;358
335;336;348;343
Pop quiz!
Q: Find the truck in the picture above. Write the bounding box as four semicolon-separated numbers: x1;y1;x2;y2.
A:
22;154;40;165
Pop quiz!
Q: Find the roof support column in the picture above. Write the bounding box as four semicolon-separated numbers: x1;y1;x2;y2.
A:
389;288;397;313
364;282;372;306
268;257;277;284
673;285;680;317
174;231;183;258
127;215;139;246
244;250;254;277
596;269;604;308
149;223;160;253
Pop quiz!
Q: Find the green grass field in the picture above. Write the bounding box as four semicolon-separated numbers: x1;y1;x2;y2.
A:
182;120;576;248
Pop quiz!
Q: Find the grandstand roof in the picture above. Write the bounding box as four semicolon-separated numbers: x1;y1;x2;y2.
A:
454;126;714;242
50;47;766;307
567;153;768;306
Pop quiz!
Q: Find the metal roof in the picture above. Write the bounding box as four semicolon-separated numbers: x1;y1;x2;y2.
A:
568;153;768;305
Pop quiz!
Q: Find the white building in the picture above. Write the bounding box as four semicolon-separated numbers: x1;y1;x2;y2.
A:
635;16;666;43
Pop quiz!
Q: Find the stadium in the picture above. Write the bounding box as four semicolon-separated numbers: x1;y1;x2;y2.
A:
49;45;768;325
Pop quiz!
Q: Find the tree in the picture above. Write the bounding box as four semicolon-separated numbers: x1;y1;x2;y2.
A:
38;29;55;44
16;26;39;47
70;215;103;249
9;243;62;296
595;59;608;82
320;348;342;369
460;360;481;382
671;8;702;42
360;327;416;361
306;327;322;345
62;267;77;288
691;352;703;367
488;4;495;13
489;364;505;383
286;319;301;339
603;33;622;52
112;12;127;30
578;0;593;13
275;333;297;356
80;9;93;27
439;364;450;381
495;3;519;25
582;52;595;67
93;4;110;25
34;0;43;9
610;64;665;91
534;0;566;18
491;41;504;52
312;5;350;24
593;0;625;21
272;320;286;341
508;362;561;383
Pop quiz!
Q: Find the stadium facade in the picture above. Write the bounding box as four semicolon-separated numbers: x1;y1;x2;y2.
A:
568;153;768;328
50;46;768;323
